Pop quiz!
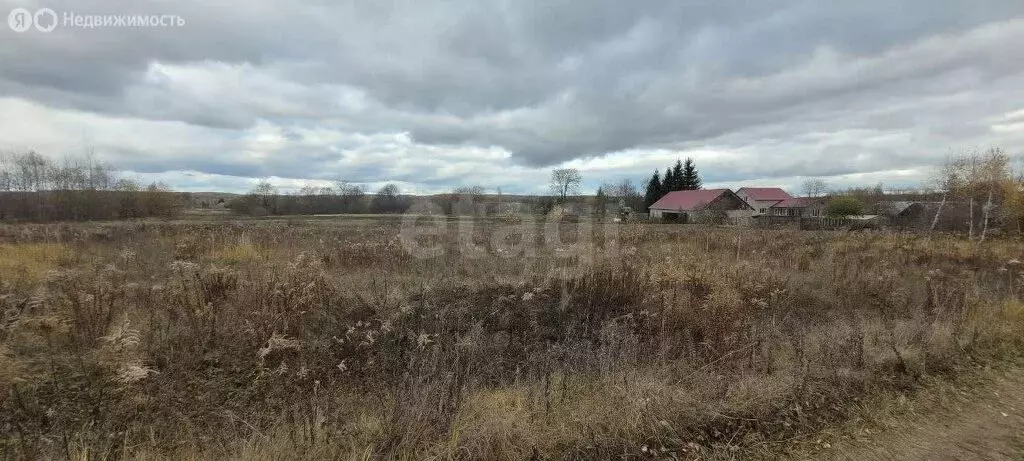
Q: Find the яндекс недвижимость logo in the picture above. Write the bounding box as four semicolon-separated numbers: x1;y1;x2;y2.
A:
8;7;57;32
8;7;184;32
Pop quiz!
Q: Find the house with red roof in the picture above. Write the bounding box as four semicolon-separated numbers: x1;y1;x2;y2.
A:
736;187;793;216
649;189;754;223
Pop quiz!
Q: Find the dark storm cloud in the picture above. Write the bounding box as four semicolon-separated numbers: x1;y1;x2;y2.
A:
1;0;1024;191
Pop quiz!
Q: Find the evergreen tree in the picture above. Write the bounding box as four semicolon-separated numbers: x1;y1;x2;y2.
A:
595;186;607;218
644;170;663;211
663;167;674;194
670;160;684;191
680;157;702;190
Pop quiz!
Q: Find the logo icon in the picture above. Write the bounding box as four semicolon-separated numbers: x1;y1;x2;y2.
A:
8;8;32;32
34;8;57;32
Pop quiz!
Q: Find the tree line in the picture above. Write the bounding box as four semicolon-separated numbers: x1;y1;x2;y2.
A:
0;151;695;221
227;181;416;216
227;181;401;216
0;151;179;222
643;158;702;210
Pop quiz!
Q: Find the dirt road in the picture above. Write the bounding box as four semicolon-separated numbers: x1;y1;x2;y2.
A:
821;369;1024;460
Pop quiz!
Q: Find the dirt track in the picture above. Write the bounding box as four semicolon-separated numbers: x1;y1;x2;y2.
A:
821;369;1024;460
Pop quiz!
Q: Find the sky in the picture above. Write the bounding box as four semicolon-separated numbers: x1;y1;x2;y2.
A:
1;0;1024;195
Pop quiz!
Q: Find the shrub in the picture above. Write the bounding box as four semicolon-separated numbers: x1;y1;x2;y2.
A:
826;196;864;217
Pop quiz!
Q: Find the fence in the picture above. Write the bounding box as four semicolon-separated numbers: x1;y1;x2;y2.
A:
751;215;881;230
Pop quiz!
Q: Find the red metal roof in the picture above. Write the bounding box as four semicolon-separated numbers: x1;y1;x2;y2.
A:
650;189;731;211
737;187;792;201
773;197;819;208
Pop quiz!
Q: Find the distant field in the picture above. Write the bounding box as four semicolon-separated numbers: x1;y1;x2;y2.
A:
1;219;1022;459
178;210;487;220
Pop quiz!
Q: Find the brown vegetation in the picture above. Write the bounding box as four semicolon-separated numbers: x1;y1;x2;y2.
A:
1;219;1023;459
0;151;180;222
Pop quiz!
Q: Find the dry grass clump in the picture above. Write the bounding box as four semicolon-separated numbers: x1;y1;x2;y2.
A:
0;220;1023;459
205;233;268;265
0;243;70;285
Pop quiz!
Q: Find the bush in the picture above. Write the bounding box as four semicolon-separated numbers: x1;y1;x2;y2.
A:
826;196;864;217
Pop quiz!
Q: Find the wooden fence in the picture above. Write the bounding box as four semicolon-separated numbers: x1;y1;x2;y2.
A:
752;215;881;230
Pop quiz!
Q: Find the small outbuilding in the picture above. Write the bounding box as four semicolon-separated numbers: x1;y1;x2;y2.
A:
769;197;826;218
886;201;973;231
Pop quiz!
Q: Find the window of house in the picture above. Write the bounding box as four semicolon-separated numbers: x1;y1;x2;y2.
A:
759;208;766;214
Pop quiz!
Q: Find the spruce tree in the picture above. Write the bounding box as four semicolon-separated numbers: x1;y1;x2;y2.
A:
681;157;702;190
644;170;662;211
670;160;684;191
663;167;674;193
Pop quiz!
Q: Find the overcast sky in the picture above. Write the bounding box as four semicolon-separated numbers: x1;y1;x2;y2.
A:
2;0;1024;195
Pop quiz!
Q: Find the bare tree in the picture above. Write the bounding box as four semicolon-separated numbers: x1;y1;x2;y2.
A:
371;183;406;213
455;186;486;215
930;154;962;234
336;182;365;213
601;179;643;211
435;185;486;215
251;180;278;214
550;168;581;204
979;148;1010;241
929;193;946;234
454;186;485;197
932;148;1014;240
252;181;278;197
801;178;828;198
142;182;178;217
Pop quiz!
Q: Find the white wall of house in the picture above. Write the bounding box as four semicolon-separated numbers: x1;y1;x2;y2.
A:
769;205;825;217
751;200;781;216
649;208;673;219
736;191;781;216
804;205;825;217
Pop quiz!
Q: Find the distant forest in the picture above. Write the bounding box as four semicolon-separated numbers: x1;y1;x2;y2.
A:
224;182;580;217
0;152;574;222
0;151;178;222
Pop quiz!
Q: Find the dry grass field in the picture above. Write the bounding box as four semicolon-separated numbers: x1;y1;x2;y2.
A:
1;218;1023;459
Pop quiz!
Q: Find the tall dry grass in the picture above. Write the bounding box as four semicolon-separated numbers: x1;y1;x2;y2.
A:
0;220;1022;459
